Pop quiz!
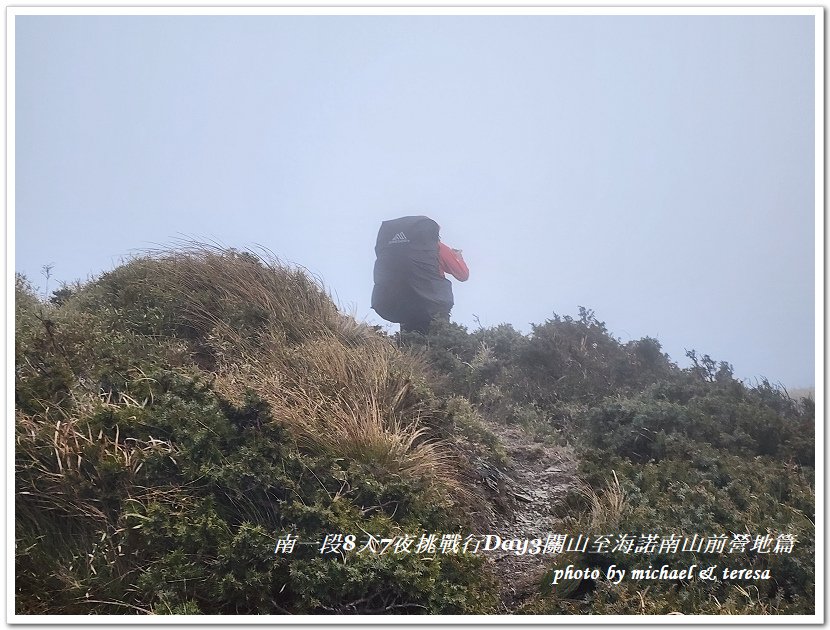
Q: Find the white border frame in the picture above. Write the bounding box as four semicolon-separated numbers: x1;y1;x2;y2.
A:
6;4;824;625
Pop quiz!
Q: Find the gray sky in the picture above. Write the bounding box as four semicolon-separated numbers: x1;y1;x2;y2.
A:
13;12;817;387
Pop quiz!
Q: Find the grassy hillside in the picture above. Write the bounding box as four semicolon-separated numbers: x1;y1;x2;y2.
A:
15;247;815;615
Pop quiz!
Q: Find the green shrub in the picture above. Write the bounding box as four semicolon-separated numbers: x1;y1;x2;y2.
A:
15;248;499;615
16;252;814;616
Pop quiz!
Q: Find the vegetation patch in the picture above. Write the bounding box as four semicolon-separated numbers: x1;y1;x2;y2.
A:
16;249;814;616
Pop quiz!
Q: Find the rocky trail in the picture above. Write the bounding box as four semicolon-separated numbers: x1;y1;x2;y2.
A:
475;418;580;612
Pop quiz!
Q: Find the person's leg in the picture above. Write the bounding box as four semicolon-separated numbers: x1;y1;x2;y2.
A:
403;309;451;335
400;317;431;335
399;297;434;335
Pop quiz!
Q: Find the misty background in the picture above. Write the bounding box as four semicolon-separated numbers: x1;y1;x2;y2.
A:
13;12;817;388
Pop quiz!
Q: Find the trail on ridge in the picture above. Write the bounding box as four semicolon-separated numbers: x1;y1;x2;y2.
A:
474;415;580;612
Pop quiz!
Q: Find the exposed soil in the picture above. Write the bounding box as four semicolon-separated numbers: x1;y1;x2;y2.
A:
475;419;580;612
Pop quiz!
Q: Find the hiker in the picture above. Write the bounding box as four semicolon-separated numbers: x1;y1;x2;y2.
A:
371;216;469;334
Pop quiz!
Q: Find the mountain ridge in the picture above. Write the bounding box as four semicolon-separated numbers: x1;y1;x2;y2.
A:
14;245;815;616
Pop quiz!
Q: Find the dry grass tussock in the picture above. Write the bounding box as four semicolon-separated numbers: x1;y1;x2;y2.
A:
148;244;463;494
578;470;628;533
215;329;463;495
16;393;181;536
146;242;365;346
15;391;192;614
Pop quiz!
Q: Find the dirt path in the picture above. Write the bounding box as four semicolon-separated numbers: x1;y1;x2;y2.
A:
476;420;580;612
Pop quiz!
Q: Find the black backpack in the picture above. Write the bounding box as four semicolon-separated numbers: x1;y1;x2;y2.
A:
370;216;454;324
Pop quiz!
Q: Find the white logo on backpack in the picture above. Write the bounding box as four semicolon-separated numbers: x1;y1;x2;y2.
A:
389;232;409;244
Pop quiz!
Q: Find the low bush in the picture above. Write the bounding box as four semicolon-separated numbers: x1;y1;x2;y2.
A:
15;249;814;616
15;248;499;614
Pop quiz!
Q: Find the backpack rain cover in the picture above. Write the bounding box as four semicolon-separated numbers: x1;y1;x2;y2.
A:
371;216;453;324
